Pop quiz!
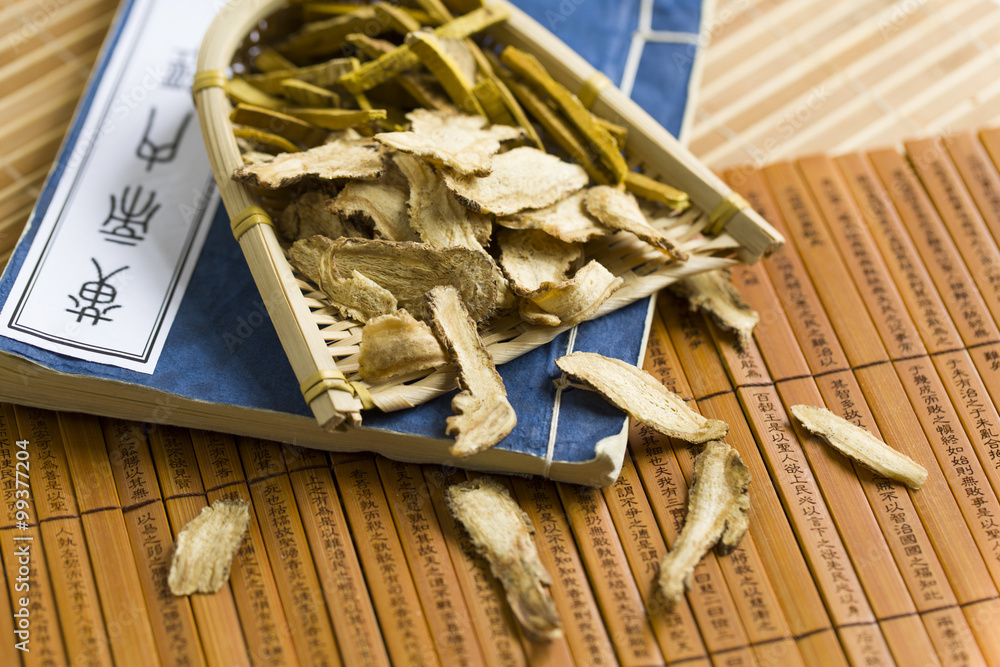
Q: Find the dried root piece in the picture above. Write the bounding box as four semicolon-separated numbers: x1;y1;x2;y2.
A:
232;139;384;189
496;228;581;295
290;236;501;322
278;191;362;241
168;499;250;595
232;127;299;154
393;153;491;249
327;177;418;242
529;261;622;326
445;477;562;639
375;109;522;176
500;46;626;184
230;104;328;147
428;285;516;456
444;146;589;216
244;57;362;94
359;309;448;384
624;171;690;211
555;352;728;443
498;191;610;243
407;32;483;115
791;405;928;490
658;442;750;605
585;186;687;261
519;300;561;327
670;270;759;350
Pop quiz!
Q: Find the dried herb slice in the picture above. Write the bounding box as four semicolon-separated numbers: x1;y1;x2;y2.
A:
445;477;562;639
528;260;623;325
375;109;522;176
168;499;250;595
670;270;759;350
392;152;492;249
658;441;750;604
624;171;689;211
327;176;418;242
585;185;687;260
498;190;610;243
278;191;363;241
359;309;448;384
290;237;501;322
791;405;928;490
554;351;729;442
444;146;589;216
428;285;516;456
232;138;384;188
496;227;581;296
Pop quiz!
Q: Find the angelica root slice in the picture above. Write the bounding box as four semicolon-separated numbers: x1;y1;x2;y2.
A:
658;441;750;604
791;404;928;490
428;285;516;456
554;351;728;443
446;477;562;639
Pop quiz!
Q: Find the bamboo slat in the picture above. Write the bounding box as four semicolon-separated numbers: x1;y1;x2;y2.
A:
14;406;112;667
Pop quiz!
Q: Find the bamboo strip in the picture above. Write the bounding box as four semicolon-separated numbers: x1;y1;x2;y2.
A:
0;404;65;667
334;458;439;666
906;137;1000;326
177;429;297;665
981;127;1000;171
508;476;619;666
942;132;1000;251
289;464;390;666
0;0;111;70
554;482;673;666
13;406;112;667
737;159;1000;646
0;14;113;95
657;294;843;649
56;412;160;666
376;458;487;665
633;312;804;664
241;438;342;667
100;418;207;667
867;148;1000;346
607;452;757;666
420;467;533;667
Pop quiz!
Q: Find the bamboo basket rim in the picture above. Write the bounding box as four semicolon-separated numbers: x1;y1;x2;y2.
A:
193;0;784;435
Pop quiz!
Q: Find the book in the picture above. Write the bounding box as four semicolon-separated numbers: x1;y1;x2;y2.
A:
0;0;710;486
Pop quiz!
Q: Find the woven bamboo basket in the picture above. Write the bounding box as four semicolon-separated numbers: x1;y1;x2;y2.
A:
192;0;783;433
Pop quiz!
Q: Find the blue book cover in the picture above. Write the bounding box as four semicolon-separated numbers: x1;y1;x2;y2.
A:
0;0;706;485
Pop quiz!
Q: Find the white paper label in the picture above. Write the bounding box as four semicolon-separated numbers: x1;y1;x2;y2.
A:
0;0;222;374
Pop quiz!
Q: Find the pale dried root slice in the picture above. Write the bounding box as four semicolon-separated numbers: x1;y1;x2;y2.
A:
528;261;623;326
290;236;501;322
585;186;687;261
232;139;384;188
168;499;250;595
443;146;589;216
669;270;759;350
375;109;522;176
496;227;581;296
498;191;610;244
393;152;491;249
658;441;750;605
290;238;398;322
278;191;363;241
555;352;729;443
519;299;560;327
428;285;516;456
445;477;562;639
358;309;448;384
791;405;928;490
326;177;418;242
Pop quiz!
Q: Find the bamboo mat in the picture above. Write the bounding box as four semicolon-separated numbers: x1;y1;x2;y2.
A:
5;1;1000;667
688;0;1000;169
